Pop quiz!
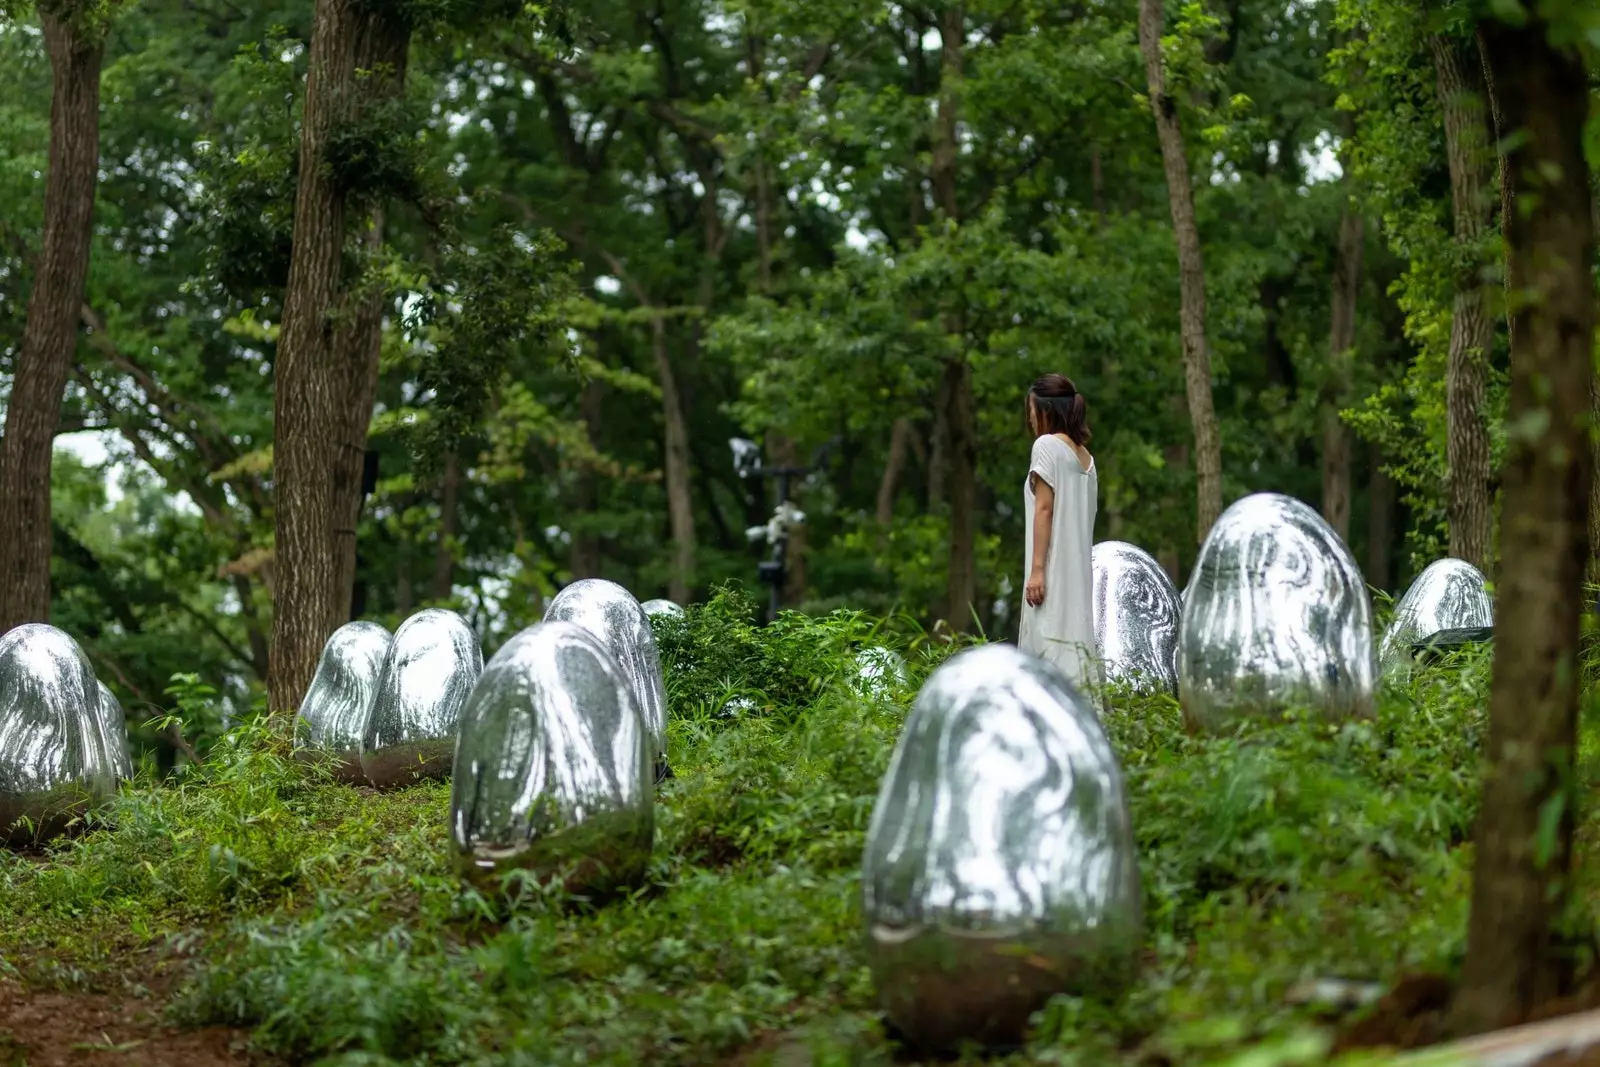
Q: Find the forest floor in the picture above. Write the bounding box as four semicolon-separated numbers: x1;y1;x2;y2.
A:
0;594;1589;1066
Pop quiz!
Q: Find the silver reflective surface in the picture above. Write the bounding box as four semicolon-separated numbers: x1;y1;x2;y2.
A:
0;625;116;842
295;621;392;782
640;599;685;620
853;646;908;699
95;681;133;782
362;610;482;789
543;580;667;768
1092;541;1181;694
1378;559;1494;678
862;644;1142;1052
1178;493;1376;731
450;621;653;892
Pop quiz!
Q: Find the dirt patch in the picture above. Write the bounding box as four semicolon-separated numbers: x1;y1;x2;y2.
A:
0;981;260;1067
1331;972;1455;1055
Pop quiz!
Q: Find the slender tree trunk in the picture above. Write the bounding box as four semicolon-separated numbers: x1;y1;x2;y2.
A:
395;531;414;617
1321;201;1364;541
0;12;104;633
766;431;808;606
877;417;914;527
1453;20;1595;1037
1138;0;1224;544
269;0;409;712
650;315;695;605
1366;452;1395;591
570;376;603;579
1431;34;1496;574
429;450;459;601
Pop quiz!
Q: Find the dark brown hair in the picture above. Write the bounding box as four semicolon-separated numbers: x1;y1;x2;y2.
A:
1028;373;1091;445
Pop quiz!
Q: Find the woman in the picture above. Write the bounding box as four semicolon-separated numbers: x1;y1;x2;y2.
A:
1018;373;1101;691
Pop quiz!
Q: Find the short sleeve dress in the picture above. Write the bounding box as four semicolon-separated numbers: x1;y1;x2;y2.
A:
1018;434;1102;691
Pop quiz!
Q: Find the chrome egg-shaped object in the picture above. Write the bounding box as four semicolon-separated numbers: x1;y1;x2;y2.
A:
361;610;482;789
1092;541;1181;694
0;625;117;843
640;599;685;620
543;580;667;775
295;621;392;782
853;646;908;699
1178;492;1375;732
449;621;653;892
862;644;1142;1052
95;681;133;782
1378;559;1494;678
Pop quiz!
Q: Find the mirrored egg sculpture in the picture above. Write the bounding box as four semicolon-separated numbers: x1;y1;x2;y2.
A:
1178;492;1376;732
450;621;653;893
640;598;685;620
0;625;117;843
362;609;482;789
853;646;908;700
95;681;134;782
1092;541;1181;694
862;644;1142;1052
1378;559;1493;678
543;580;668;778
295;621;392;782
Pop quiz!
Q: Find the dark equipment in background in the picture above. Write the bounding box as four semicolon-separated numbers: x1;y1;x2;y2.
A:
730;436;839;622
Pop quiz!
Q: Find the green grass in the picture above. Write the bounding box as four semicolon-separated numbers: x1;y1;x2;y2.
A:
0;589;1580;1066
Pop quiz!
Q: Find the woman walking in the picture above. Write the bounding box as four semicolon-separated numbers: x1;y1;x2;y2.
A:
1018;373;1101;691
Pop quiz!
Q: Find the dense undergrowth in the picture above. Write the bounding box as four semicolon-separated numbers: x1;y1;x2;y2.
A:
0;588;1586;1066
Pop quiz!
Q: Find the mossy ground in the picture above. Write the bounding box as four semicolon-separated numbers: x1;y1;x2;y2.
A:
0;591;1590;1066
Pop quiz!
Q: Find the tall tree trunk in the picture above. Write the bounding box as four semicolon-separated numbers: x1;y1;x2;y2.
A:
932;4;978;632
877;417;914;527
269;0;409;712
650;315;695;605
570;376;603;579
1453;20;1595;1037
1431;34;1496;574
430;450;459;601
0;12;104;633
1138;0;1224;544
1321;199;1364;541
1366;452;1394;591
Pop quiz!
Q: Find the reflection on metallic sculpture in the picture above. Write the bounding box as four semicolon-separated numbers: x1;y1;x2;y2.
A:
1092;541;1181;695
450;621;653;893
1178;492;1375;731
362;610;482;789
1378;559;1493;678
0;625;117;843
862;644;1143;1052
640;599;685;620
296;622;392;782
853;646;908;699
544;580;668;773
95;681;134;782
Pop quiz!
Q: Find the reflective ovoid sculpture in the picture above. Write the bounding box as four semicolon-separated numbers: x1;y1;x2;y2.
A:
450;622;653;893
95;681;134;782
543;580;668;778
861;644;1143;1052
0;625;117;843
1178;492;1376;732
295;622;392;782
853;646;908;699
1378;559;1493;678
1092;541;1181;695
362;610;482;789
640;599;685;620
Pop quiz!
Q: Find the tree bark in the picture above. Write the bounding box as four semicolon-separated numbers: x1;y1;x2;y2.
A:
0;11;104;633
877;416;914;527
650;315;695;605
269;0;409;713
1138;0;1224;544
931;5;978;633
1452;19;1595;1037
430;450;460;601
1321;200;1364;541
1431;34;1496;574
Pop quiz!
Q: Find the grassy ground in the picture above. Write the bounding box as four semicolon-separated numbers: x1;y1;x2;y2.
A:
0;589;1585;1066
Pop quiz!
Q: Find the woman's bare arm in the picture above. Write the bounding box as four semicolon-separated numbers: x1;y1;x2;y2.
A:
1026;474;1054;606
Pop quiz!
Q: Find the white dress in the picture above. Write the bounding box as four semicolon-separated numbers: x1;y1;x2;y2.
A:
1018;434;1101;691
